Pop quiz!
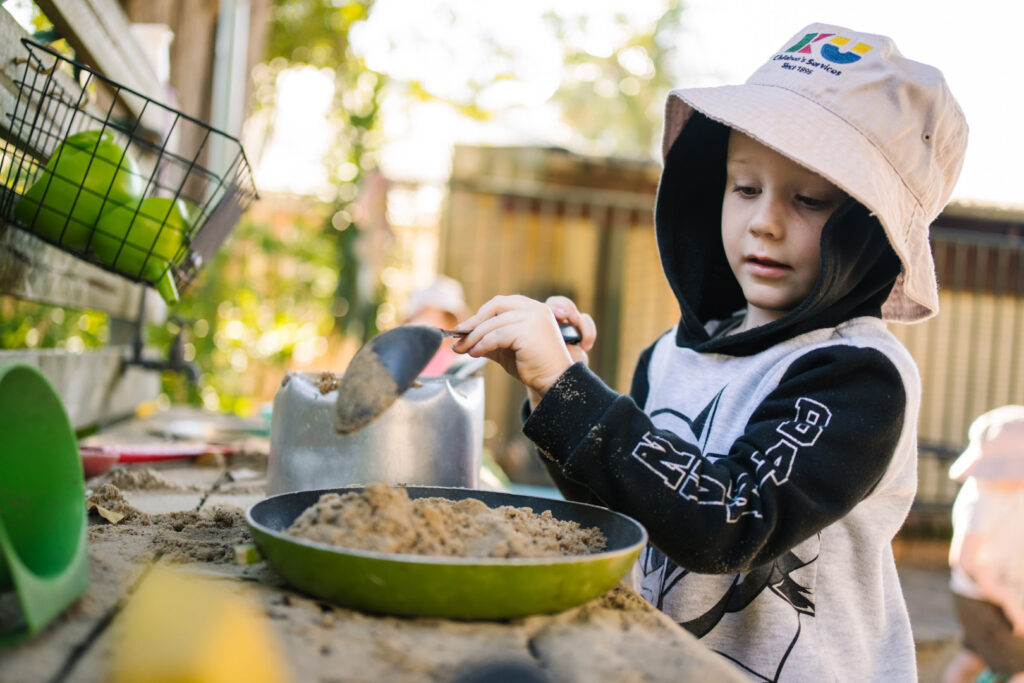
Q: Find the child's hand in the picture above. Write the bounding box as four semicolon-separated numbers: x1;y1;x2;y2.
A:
543;295;596;364
452;295;595;400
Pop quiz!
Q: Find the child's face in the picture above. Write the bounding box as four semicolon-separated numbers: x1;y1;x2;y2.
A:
722;131;847;329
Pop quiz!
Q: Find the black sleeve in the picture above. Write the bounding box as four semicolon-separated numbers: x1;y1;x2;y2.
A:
525;341;659;505
523;345;907;574
628;341;656;409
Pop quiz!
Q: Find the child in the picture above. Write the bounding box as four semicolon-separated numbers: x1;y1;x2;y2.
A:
400;275;471;375
452;23;968;681
944;406;1024;683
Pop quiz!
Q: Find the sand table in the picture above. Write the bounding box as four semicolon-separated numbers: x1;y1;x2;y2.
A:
86;483;251;564
6;457;745;683
103;467;198;492
286;482;606;558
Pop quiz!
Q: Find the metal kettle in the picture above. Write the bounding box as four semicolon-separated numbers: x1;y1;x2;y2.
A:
267;370;484;496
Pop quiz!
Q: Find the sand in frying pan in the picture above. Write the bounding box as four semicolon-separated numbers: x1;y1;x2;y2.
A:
286;482;606;559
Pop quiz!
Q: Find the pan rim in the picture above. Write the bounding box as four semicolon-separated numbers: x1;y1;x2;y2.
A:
245;484;648;567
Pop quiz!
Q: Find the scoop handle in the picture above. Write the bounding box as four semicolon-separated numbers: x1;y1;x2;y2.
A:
441;323;581;345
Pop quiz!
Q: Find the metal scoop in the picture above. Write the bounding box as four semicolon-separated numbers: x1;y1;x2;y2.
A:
333;322;581;434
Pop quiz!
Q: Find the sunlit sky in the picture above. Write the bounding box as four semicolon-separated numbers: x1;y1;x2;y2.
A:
255;0;1021;207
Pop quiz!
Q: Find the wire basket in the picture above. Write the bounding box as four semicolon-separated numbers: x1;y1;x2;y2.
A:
0;39;258;304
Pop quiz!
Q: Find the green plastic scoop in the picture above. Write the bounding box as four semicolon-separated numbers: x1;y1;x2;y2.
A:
0;363;89;646
246;486;646;619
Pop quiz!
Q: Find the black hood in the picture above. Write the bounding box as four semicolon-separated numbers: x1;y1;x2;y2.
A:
654;113;902;356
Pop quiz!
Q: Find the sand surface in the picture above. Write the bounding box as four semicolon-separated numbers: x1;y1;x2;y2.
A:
330;346;400;433
287;482;606;558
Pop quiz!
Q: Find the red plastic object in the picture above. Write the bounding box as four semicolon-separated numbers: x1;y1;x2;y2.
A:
81;450;119;478
79;442;238;466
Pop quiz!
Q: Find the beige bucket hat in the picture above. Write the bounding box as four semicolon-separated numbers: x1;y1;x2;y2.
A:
663;23;969;323
949;405;1024;482
403;275;470;321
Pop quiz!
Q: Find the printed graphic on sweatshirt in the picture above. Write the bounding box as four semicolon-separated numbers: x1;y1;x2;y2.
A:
632;394;832;523
635;390;832;680
639;543;819;682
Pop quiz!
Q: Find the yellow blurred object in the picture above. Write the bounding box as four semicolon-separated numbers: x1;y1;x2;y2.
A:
133;399;159;419
110;567;290;683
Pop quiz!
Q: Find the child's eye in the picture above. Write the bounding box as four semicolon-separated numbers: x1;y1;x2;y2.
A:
732;185;759;197
796;194;828;208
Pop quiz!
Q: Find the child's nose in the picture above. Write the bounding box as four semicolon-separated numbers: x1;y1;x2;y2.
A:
749;197;785;239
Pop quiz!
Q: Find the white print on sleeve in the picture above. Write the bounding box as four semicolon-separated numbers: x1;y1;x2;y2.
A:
631;397;833;523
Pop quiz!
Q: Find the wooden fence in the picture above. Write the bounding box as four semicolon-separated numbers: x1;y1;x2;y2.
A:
891;225;1024;509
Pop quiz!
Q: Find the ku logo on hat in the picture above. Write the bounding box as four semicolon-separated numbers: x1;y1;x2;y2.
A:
786;32;873;64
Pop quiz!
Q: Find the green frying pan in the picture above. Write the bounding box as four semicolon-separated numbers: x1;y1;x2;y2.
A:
246;486;647;620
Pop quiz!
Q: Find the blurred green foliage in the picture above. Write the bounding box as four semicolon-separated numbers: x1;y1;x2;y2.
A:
546;4;683;158
258;0;387;343
148;0;389;414
150;203;340;415
0;297;107;350
266;0;369;67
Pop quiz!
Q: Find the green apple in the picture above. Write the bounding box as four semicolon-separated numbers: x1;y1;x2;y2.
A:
93;197;195;304
13;130;145;250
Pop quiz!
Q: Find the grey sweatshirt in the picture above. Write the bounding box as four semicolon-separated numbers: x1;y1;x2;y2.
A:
522;114;920;681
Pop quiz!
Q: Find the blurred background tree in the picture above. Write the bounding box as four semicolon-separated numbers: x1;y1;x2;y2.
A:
545;5;683;158
156;0;391;414
257;0;385;342
149;202;342;414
